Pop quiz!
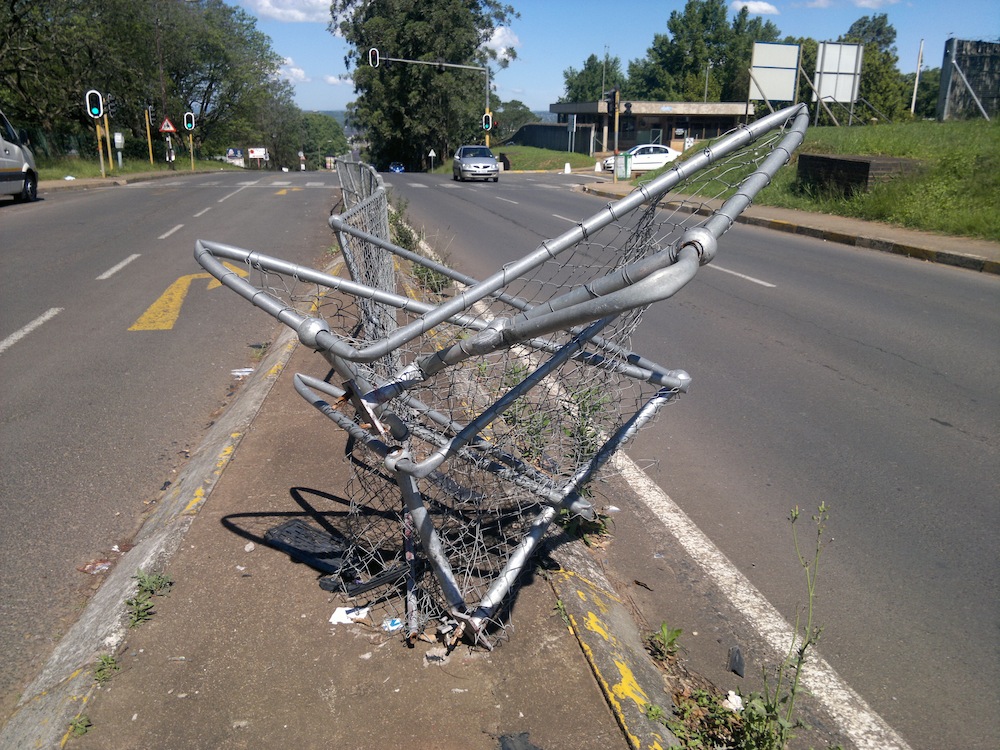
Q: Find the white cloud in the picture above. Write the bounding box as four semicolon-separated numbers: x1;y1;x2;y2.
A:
852;0;900;8
280;57;310;83
243;0;330;23
324;74;351;86
731;1;780;14
486;26;520;63
803;0;832;8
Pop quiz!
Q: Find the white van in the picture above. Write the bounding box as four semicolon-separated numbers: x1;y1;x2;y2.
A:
1;109;38;202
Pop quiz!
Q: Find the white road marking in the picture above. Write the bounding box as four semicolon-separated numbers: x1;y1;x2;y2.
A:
193;207;212;218
158;224;184;239
1;308;63;354
612;453;913;750
219;181;259;202
96;254;141;280
497;196;518;205
553;214;578;223
705;263;776;288
305;182;325;187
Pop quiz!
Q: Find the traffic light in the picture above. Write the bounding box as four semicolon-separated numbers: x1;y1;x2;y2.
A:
183;112;195;131
482;112;492;131
605;87;619;113
85;90;104;119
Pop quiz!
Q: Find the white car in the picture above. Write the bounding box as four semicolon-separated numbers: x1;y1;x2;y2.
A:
0;109;38;202
603;143;681;173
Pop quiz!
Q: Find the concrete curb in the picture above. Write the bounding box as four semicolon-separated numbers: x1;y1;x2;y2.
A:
0;329;300;750
549;540;675;750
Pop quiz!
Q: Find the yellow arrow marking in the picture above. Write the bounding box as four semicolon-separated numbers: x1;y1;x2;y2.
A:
129;262;249;331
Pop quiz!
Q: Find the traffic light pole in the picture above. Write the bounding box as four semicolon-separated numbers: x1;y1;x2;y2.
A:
367;49;492;147
95;122;106;178
103;112;114;172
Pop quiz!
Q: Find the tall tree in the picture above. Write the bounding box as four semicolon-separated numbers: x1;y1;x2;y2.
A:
332;0;517;169
492;99;538;142
721;7;781;102
560;53;624;103
838;13;907;122
301;111;350;168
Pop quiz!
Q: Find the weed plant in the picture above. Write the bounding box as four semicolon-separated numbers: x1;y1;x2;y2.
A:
93;654;120;684
126;569;173;628
643;504;836;750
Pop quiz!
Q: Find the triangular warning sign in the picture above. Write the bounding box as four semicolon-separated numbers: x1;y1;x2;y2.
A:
158;118;177;133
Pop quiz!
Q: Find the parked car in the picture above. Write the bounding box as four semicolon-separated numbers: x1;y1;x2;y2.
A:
602;143;681;173
0;108;38;202
389;162;405;173
452;145;499;182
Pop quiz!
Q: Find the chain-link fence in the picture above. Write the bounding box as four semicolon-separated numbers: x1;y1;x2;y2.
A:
196;103;809;649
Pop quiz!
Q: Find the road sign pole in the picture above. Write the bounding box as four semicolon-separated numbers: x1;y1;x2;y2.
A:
189;133;194;171
145;109;154;165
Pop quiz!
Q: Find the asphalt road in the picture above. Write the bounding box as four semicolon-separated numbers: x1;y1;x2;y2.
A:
0;171;339;718
382;170;1000;750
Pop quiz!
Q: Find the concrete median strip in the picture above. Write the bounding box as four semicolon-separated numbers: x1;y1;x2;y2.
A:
548;539;676;750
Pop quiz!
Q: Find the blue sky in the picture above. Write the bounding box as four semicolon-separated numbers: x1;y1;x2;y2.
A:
236;0;1000;112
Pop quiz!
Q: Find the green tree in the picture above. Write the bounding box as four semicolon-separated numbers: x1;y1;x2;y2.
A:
900;67;941;119
721;7;781;102
332;0;517;170
492;99;538;142
301;111;350;169
838;13;907;122
0;0;306;164
626;0;779;103
560;53;624;103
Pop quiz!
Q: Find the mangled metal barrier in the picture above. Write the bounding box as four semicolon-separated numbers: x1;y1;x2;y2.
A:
195;104;809;648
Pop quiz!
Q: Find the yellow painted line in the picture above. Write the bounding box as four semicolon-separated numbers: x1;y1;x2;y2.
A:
611;657;650;709
129;262;248;331
183;486;207;515
275;187;303;195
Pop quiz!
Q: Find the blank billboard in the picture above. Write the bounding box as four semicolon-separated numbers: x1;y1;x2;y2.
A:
814;43;864;103
749;43;800;102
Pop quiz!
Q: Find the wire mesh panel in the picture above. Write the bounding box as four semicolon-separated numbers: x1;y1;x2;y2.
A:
196;104;809;648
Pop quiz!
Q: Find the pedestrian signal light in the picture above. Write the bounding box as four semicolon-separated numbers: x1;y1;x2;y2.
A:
482;112;492;131
183;112;195;130
85;90;104;119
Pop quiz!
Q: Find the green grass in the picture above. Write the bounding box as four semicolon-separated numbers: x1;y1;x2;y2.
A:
756;121;1000;241
37;157;241;182
636;119;1000;241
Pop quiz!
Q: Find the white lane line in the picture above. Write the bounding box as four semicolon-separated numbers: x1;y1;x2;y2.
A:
613;454;913;750
706;263;776;288
0;308;63;354
193;207;212;218
158;224;184;240
553;214;578;223
305;182;325;187
497;196;518;205
218;181;257;202
96;254;141;280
